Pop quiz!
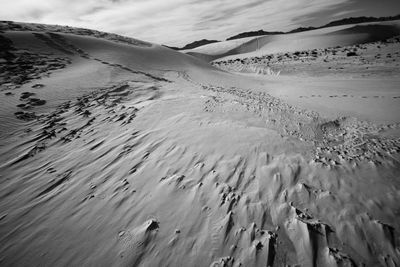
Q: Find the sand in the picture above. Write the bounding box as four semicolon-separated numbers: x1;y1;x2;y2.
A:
184;20;400;63
213;36;400;124
0;21;400;267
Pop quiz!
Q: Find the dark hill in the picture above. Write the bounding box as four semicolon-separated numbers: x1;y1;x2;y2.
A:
322;14;400;28
163;39;220;50
226;30;284;41
180;39;220;50
226;14;400;41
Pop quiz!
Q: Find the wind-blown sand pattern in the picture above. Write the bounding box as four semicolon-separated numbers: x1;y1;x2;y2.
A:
1;21;400;267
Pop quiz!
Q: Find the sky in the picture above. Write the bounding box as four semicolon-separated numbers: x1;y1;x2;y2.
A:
1;0;400;46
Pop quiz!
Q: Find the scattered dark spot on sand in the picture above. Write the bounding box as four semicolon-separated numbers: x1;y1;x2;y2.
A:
47;168;57;173
32;83;45;89
20;92;35;100
14;111;37;121
28;98;46;106
17;103;31;109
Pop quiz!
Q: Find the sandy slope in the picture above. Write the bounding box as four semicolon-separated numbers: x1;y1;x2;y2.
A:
213;37;400;125
0;27;218;138
1;23;400;267
182;36;259;55
184;20;400;62
182;36;261;62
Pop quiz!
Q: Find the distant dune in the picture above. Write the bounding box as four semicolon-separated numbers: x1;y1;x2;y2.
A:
175;14;400;52
184;20;400;62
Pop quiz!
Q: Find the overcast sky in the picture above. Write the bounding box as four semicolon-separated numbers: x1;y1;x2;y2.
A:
1;0;400;46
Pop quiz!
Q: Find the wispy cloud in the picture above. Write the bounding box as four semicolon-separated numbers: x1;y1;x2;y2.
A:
332;9;361;17
0;0;358;45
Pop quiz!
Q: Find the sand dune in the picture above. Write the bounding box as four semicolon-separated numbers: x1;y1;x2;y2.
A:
212;34;400;124
1;22;400;267
184;20;400;62
0;27;220;138
183;36;262;62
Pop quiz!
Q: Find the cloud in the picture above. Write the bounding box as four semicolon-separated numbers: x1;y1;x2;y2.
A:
0;0;353;45
332;9;361;17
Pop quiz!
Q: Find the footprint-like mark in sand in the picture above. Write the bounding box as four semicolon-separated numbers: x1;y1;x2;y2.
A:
90;57;169;82
33;32;144;81
33;33;74;55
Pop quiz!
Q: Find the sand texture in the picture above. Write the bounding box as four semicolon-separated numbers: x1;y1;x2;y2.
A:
1;21;400;267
